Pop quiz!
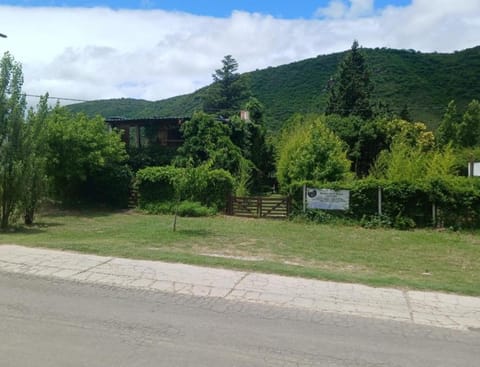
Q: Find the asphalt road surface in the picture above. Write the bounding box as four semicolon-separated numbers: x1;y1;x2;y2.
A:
1;272;479;367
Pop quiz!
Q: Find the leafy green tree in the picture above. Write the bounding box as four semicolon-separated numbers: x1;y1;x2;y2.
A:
370;141;456;181
45;106;129;206
203;55;249;117
382;118;435;150
0;52;27;229
437;100;460;147
276;114;352;191
175;111;244;174
457;99;480;148
325;40;373;120
22;94;49;224
325;115;388;177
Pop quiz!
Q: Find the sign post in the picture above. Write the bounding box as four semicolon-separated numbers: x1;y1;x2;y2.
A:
306;188;350;211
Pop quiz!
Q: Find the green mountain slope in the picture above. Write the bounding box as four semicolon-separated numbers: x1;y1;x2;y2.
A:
67;46;480;130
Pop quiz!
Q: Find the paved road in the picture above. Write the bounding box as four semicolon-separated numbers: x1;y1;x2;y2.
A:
1;245;480;331
1;271;479;367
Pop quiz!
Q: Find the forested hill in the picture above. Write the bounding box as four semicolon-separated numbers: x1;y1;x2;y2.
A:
68;46;480;130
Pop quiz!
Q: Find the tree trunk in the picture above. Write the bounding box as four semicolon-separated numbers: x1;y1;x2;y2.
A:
173;201;179;232
24;208;34;226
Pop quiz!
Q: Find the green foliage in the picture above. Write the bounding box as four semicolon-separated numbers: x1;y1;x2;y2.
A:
177;201;216;217
136;166;178;204
457;99;480;147
127;145;178;171
326;40;373;120
288;175;480;229
175;111;244;174
325;115;389;176
293;209;336;224
45;106;130;207
142;200;215;217
0;52;27;229
436;100;460;147
203;55;250;117
276;114;352;191
22;94;49;224
68;46;480;131
360;214;392;229
371;141;456;181
234;158;253;196
136;165;233;210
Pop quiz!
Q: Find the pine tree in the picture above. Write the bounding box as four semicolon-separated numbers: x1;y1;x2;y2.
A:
203;55;249;118
325;40;373;120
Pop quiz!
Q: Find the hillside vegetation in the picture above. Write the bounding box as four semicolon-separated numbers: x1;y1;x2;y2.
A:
68;46;480;130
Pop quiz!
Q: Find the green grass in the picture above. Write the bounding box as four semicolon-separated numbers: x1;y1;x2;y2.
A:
1;209;479;296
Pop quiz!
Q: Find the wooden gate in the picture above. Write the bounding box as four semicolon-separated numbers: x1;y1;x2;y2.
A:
227;196;291;219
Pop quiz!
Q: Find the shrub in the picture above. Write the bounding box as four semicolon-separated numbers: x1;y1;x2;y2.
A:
360;214;392;229
142;200;215;217
287;176;480;229
177;201;216;217
136;165;234;211
85;164;132;208
136;166;178;205
142;201;175;215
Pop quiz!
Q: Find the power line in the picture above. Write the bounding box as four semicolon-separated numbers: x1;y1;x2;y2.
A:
25;93;90;103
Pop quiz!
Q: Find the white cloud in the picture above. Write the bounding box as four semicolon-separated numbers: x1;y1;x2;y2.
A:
315;0;374;19
0;2;479;106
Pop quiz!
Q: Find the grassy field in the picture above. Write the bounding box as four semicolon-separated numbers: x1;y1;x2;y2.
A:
1;209;479;296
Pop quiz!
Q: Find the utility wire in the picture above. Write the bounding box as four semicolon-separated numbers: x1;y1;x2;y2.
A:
24;93;90;103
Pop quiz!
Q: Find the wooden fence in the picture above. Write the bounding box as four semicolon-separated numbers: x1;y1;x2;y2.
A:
226;195;291;219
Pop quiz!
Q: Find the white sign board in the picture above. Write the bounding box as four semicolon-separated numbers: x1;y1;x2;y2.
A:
468;162;480;177
306;188;350;210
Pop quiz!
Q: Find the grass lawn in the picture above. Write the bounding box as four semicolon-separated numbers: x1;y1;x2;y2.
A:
1;209;479;296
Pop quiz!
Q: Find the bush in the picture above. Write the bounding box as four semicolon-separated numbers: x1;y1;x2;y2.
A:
287;176;480;229
136;165;234;211
142;201;175;215
85;164;132;208
177;201;216;217
136;166;177;205
360;214;392;229
142;200;215;217
202;169;235;209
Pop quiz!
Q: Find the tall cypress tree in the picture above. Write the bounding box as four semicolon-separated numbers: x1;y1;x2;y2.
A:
325;40;373;120
0;52;27;229
437;100;460;147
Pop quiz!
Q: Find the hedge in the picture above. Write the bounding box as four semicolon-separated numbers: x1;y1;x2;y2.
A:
136;165;234;211
288;177;480;229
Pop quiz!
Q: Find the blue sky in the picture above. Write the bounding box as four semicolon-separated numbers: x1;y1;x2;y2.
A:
1;0;479;103
2;0;411;18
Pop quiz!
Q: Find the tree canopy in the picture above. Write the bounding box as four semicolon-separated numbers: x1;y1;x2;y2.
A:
45;106;130;206
325;40;373;120
0;52;27;228
203;55;249;117
276;114;352;190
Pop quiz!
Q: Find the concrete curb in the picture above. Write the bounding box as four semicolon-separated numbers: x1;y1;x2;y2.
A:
0;244;479;331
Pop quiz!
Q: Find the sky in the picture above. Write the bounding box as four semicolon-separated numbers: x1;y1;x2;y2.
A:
0;0;479;105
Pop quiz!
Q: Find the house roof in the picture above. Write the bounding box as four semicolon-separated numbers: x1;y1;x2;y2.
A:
105;116;190;127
